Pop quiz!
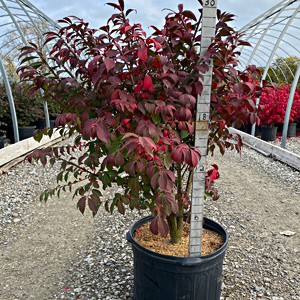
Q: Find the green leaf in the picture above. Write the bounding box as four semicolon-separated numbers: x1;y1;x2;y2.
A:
78;187;85;196
92;189;102;197
74;135;81;146
20;56;39;64
129;177;140;192
180;129;188;139
56;171;63;183
152;113;161;124
163;152;173;169
30;61;44;69
117;200;125;215
34;130;43;142
64;172;69;182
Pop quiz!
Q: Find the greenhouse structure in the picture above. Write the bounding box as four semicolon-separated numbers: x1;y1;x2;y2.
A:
0;0;300;147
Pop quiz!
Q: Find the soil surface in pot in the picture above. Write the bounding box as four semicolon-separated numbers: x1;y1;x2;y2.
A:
133;222;224;256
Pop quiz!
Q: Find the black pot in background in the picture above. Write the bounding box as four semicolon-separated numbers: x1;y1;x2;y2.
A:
287;122;297;137
261;125;278;141
35;119;47;129
127;215;229;300
275;122;296;137
0;134;6;149
246;124;261;137
36;119;57;129
7;125;36;143
19;126;36;141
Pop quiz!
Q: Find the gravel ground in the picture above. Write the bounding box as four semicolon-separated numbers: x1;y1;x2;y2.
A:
0;134;299;300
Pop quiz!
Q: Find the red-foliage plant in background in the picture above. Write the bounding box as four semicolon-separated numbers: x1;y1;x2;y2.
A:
17;0;263;244
259;84;300;126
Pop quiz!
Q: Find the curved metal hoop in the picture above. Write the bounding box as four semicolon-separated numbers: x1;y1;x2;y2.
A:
237;0;300;147
0;0;58;142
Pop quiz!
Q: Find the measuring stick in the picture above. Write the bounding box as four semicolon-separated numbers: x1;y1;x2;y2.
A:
189;0;218;257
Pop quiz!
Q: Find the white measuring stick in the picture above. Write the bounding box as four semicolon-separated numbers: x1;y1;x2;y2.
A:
189;0;218;257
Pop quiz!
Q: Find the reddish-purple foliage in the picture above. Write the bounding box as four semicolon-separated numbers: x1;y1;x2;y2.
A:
19;1;263;241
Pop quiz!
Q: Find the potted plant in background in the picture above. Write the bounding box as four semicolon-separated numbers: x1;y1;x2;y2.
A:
0;81;44;142
259;83;300;140
18;1;264;299
0;82;10;142
286;84;300;137
259;85;281;141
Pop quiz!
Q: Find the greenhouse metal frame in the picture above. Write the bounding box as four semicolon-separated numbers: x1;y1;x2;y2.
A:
0;0;58;142
237;0;300;147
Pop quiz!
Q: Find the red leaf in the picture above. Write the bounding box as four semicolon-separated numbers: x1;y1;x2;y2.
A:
150;217;158;235
138;47;147;62
106;3;121;10
150;172;160;189
147;165;155;178
106;115;115;126
88;197;98;214
77;197;86;214
182;10;197;21
171;147;182;162
191;150;200;168
139;137;156;155
115;152;124;166
157;217;169;237
104;57;115;72
143;74;153;90
192;81;203;95
165;170;175;182
118;0;124;10
28;152;34;163
197;63;209;73
124;162;136;177
158;172;168;191
96;121;110;143
233;83;243;95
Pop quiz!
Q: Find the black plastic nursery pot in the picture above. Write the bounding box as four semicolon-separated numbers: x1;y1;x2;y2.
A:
287;122;297;137
35;119;47;129
0;134;6;149
18;126;36;141
261;125;278;141
246;124;260;137
7;125;36;143
127;215;229;300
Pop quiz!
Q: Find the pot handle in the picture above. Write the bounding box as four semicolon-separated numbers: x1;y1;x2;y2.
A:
179;257;203;265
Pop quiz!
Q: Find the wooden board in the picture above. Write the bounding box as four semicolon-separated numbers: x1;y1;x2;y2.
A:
229;127;300;171
0;130;62;167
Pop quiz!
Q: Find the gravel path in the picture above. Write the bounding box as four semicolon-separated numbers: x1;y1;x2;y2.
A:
0;135;299;300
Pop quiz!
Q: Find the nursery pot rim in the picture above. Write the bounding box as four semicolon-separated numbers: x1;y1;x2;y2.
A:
127;215;229;263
